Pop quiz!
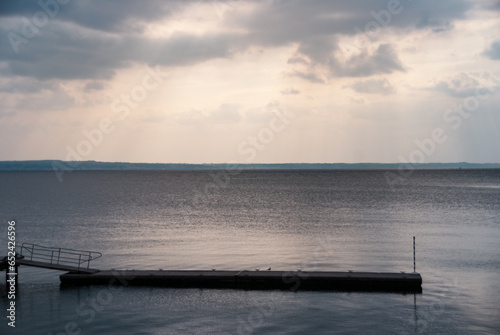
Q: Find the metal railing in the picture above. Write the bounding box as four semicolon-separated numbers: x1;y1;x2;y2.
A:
20;243;102;269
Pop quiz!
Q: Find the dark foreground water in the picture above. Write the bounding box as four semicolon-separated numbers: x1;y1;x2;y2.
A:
0;169;499;334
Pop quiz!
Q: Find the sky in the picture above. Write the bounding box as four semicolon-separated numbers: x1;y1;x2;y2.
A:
0;0;499;164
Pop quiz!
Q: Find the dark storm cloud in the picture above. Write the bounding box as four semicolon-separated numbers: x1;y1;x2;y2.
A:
0;0;473;82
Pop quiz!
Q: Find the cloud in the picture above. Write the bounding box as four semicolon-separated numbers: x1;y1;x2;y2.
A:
331;43;405;77
430;72;499;98
291;38;405;81
287;57;309;65
0;22;238;80
238;0;471;44
281;88;300;95
289;71;326;84
84;81;105;92
347;78;395;95
0;0;472;83
297;36;338;65
12;86;76;112
0;77;57;93
0;0;183;33
485;1;500;11
416;13;454;33
234;0;467;81
484;41;500;60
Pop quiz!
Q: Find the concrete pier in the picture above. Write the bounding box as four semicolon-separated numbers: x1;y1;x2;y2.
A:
60;270;422;292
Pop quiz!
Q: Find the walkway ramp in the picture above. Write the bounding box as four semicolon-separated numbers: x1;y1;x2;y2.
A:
17;259;99;273
17;243;101;274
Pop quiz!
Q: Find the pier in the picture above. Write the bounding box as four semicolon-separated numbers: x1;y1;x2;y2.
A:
3;242;422;293
60;269;422;292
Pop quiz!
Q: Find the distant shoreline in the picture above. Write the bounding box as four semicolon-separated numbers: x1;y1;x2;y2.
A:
1;160;500;171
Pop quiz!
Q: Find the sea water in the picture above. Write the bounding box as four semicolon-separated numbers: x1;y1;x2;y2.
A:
0;169;499;334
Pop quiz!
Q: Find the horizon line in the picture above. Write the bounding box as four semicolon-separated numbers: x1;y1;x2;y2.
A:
1;160;500;166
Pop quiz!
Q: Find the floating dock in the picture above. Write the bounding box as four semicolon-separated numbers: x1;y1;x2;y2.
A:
60;269;422;292
5;243;423;293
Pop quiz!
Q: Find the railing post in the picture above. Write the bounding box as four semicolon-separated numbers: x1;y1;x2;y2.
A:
57;248;61;265
78;254;81;269
50;250;54;264
88;251;91;269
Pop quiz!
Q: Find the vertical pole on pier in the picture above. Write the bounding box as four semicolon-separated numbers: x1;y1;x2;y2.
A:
413;236;416;273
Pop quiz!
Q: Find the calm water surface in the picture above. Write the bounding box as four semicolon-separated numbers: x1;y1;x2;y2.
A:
0;169;499;334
